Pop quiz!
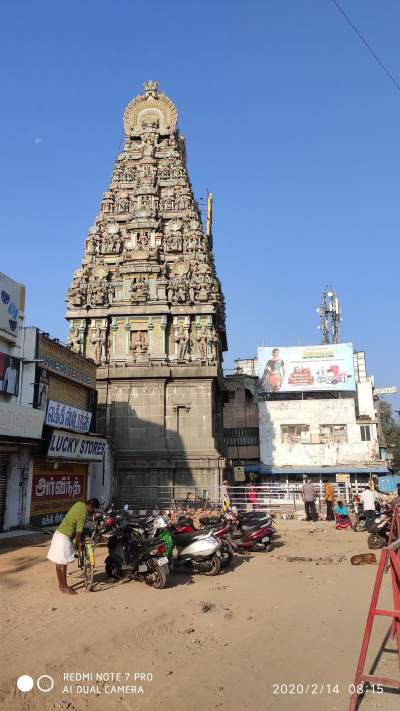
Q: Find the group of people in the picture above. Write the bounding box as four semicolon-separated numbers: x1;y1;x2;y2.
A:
301;478;400;527
301;478;351;526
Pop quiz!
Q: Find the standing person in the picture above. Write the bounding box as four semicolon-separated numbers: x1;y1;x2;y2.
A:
47;498;99;594
324;480;335;521
301;478;318;521
221;479;230;511
360;486;376;531
248;483;257;511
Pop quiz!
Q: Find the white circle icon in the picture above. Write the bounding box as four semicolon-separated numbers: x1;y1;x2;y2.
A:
17;675;34;692
37;675;54;693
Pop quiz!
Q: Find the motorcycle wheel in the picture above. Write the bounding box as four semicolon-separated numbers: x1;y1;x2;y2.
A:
220;545;233;569
105;557;122;579
367;533;386;550
202;554;221;576
354;520;366;533
145;559;167;589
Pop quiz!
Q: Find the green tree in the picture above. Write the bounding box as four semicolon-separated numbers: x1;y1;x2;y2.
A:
378;401;400;472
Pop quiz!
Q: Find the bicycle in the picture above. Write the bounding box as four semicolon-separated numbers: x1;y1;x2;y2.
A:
76;520;103;591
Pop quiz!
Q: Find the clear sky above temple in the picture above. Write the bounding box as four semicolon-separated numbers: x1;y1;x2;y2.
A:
1;0;399;406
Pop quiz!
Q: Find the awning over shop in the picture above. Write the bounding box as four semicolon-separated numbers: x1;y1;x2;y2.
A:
244;464;390;476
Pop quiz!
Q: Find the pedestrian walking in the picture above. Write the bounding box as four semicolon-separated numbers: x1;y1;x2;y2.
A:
47;498;99;594
301;478;318;521
324;480;335;521
360;486;376;531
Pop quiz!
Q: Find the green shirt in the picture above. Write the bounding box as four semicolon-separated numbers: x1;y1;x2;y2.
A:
58;501;87;538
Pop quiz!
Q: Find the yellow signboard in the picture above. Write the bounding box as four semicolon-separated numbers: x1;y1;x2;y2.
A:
335;473;351;484
234;466;245;482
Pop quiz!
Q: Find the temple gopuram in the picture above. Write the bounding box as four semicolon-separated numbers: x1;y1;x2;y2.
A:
66;81;227;504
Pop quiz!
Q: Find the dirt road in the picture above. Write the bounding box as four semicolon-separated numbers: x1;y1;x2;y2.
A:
1;520;399;711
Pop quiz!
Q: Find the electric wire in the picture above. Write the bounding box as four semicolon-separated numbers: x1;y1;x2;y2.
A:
329;0;400;94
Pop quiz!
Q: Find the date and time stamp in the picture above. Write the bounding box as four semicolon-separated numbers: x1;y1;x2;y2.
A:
272;682;384;696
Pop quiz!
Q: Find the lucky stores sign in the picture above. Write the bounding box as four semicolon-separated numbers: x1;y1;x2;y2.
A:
48;430;106;461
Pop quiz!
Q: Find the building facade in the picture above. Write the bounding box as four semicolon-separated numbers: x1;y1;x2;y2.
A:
257;348;387;485
223;373;260;466
66;81;227;505
0;273;110;531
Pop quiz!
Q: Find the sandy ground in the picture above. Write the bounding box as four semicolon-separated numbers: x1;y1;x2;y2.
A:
0;519;399;711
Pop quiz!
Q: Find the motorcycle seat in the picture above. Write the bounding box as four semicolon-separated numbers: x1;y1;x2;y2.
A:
131;537;163;550
241;523;268;532
174;531;211;547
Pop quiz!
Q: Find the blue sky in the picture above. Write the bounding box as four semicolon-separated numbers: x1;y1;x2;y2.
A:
1;1;399;408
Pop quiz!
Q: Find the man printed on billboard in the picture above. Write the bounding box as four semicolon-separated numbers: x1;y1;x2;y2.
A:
2;356;19;395
260;348;285;392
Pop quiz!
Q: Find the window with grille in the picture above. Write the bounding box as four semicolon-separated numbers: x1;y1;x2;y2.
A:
360;425;371;442
281;424;310;443
223;427;259;446
319;424;347;443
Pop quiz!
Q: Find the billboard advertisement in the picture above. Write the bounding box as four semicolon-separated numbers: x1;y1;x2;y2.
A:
0;351;21;395
258;343;355;393
30;461;87;528
0;272;25;341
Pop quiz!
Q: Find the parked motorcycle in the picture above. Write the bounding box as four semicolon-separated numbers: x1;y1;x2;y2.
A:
105;518;170;589
353;501;381;533
151;514;223;575
367;506;392;549
174;516;234;568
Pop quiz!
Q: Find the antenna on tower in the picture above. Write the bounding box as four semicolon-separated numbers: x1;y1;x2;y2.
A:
316;287;342;344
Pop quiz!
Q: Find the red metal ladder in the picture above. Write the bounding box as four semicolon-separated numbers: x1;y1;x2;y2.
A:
349;504;400;710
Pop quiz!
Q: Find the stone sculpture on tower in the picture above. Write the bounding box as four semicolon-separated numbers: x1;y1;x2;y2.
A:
66;81;227;501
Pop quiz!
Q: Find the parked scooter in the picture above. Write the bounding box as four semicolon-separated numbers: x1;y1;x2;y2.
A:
152;514;223;575
174;516;234;568
367;505;392;549
105;516;170;589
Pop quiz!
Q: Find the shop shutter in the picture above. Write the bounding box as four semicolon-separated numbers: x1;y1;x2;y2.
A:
0;454;9;532
48;373;90;410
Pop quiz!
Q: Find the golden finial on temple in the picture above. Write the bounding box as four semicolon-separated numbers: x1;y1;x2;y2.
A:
143;80;159;98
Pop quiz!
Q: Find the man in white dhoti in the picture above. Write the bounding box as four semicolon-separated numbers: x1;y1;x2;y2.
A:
47;498;99;594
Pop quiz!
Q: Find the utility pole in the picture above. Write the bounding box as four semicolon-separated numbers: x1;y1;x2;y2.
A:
316;287;342;344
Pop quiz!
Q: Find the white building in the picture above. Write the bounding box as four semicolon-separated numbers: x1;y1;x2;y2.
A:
236;347;388;490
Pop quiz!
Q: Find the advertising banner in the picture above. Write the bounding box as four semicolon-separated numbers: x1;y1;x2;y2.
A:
258;343;355;393
0;272;25;341
0;351;21;395
0;402;44;439
38;334;96;389
34;367;49;411
48;429;106;461
30;461;87;528
46;400;92;433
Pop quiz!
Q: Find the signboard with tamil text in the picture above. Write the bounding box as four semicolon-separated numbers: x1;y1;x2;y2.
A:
30;461;87;528
0;402;44;439
258;343;355;394
46;400;92;433
48;429;106;461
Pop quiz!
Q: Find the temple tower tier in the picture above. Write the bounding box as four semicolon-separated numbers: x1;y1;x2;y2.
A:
66;81;227;504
